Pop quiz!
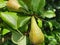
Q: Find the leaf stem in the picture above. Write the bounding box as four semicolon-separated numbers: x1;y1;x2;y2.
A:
17;29;23;36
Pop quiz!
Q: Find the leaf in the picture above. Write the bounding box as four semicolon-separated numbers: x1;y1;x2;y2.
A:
19;24;28;33
55;32;60;42
43;10;56;18
18;36;26;45
0;0;7;8
11;30;26;45
50;20;60;29
0;12;18;29
26;36;32;45
22;0;45;12
22;0;31;8
2;28;10;35
17;15;30;28
11;30;23;44
37;18;42;28
47;21;53;31
18;0;28;11
30;0;45;12
48;36;57;45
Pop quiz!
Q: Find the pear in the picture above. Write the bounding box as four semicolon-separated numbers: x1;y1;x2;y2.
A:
7;0;21;11
29;16;44;44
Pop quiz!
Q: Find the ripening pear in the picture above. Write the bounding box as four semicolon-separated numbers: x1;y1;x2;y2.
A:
29;16;44;44
7;0;21;11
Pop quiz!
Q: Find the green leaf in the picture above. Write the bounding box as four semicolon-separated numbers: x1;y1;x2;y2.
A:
30;0;45;12
22;0;31;8
18;36;26;45
50;20;60;29
48;39;57;45
47;21;53;31
55;32;60;42
18;0;28;11
37;18;42;28
11;30;26;45
48;36;57;45
26;36;32;45
19;24;28;33
22;0;45;12
2;28;10;35
18;15;30;28
0;12;18;29
11;30;23;44
43;10;56;18
0;0;7;8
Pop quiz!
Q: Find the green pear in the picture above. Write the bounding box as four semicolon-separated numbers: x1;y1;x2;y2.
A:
7;0;21;11
29;16;44;44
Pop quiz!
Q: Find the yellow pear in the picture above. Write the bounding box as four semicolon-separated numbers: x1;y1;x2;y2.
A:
29;16;44;44
7;0;21;11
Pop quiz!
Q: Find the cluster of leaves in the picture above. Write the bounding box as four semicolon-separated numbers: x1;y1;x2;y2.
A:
0;0;60;45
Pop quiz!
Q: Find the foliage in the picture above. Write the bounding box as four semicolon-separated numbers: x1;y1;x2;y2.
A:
0;0;60;45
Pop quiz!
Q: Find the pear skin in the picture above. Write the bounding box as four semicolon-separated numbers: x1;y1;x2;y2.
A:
29;16;44;44
7;0;21;10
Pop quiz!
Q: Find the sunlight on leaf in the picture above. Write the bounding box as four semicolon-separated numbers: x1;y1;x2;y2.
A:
43;10;56;18
18;36;26;45
11;30;23;44
0;0;7;8
2;29;10;35
0;12;18;29
18;15;31;28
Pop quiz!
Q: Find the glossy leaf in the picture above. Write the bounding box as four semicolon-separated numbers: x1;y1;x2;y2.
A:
31;0;45;12
22;0;31;8
19;24;28;33
43;10;56;18
18;36;26;45
17;15;30;28
0;0;7;8
48;21;53;31
11;30;23;44
22;0;45;12
0;12;18;29
2;28;10;35
48;36;57;45
18;0;28;11
37;18;42;28
12;30;26;45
